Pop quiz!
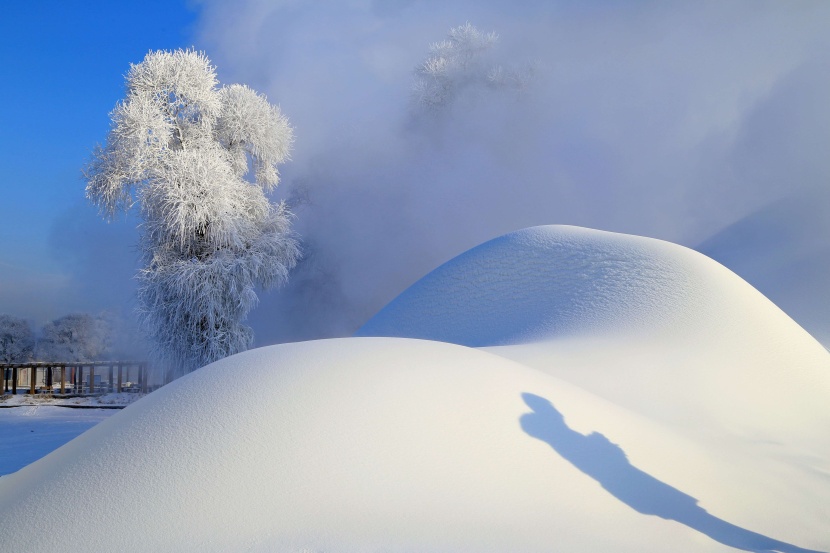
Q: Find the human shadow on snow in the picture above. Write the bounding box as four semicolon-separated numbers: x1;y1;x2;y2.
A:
520;393;826;553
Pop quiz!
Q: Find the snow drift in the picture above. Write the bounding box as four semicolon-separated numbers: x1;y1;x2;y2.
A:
0;225;828;552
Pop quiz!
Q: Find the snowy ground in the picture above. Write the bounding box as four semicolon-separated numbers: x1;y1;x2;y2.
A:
0;226;827;552
0;392;142;476
0;391;144;408
0;405;116;476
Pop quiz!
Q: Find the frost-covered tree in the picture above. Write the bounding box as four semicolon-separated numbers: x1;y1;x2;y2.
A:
84;49;300;374
37;313;112;362
0;315;35;363
413;23;533;110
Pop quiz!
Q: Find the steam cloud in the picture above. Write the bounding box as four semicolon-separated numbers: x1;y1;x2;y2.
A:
54;0;830;348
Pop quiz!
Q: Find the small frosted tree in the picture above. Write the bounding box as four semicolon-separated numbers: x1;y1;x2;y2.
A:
37;313;113;362
84;49;300;374
0;315;35;363
414;23;533;110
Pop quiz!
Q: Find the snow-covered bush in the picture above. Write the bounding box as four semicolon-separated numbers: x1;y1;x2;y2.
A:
84;49;299;374
413;23;533;110
0;315;35;363
37;313;112;362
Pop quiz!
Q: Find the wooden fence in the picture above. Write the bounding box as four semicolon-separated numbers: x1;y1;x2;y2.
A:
1;362;149;396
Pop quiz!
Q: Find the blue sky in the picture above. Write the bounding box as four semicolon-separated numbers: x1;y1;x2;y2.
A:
2;0;829;347
0;0;198;321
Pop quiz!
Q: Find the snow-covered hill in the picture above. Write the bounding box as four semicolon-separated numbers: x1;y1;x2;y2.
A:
0;225;827;552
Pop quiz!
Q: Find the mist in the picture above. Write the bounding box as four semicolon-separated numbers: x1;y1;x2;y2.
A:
47;0;830;349
187;0;830;344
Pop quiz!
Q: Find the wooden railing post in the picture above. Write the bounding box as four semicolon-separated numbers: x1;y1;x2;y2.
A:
30;364;36;395
12;367;17;395
89;366;95;394
60;365;66;395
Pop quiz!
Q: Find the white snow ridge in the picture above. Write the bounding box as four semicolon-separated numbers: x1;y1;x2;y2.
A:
1;225;828;553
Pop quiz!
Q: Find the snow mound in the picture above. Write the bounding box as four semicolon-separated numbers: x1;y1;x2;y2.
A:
0;339;720;552
2;337;826;552
357;225;817;348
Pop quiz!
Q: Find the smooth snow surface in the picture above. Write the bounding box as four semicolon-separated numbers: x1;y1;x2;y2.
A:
0;406;115;476
1;225;828;553
358;225;820;348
